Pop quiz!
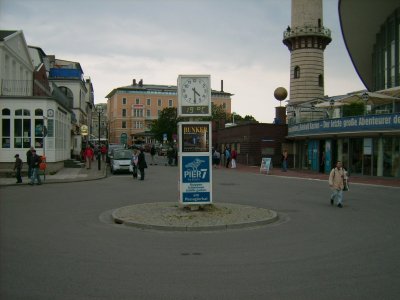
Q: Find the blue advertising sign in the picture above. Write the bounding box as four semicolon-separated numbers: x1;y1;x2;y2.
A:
180;155;211;204
288;113;400;137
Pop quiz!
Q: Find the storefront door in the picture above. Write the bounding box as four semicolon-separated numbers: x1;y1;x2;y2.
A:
308;140;319;171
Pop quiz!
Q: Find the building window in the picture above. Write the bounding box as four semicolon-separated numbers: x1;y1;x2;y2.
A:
35;109;43;116
294;66;300;79
158;99;162;106
122;98;127;105
136;98;140;104
168;99;173;107
2;108;10;116
34;118;44;148
134;109;143;117
134;121;143;129
59;86;74;102
122;121;127;128
122;109;126;117
14;109;31;148
390;40;395;87
147;109;151;117
318;74;324;87
147;98;151;105
2;109;11;148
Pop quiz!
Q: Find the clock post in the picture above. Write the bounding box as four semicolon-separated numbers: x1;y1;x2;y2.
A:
177;75;212;209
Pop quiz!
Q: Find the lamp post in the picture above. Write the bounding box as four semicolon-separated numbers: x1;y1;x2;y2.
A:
311;104;315;121
329;99;335;118
361;92;369;115
95;105;104;170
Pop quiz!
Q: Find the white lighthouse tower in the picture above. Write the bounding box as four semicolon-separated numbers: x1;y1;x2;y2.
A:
283;0;332;105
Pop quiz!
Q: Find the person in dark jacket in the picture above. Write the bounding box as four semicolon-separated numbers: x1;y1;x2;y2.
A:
150;144;157;165
14;154;23;183
30;150;42;185
137;148;147;180
26;146;34;178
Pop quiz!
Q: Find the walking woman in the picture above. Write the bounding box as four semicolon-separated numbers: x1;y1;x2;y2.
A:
137;148;148;180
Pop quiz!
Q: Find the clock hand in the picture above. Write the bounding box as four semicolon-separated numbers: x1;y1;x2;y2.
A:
192;87;200;103
192;88;200;96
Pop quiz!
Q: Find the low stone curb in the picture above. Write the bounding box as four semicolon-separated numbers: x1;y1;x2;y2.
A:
112;202;279;232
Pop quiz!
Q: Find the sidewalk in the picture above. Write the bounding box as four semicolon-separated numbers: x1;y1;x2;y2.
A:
1;159;399;188
231;164;400;188
0;162;107;186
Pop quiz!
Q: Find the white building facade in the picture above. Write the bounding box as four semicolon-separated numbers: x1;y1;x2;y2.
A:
0;30;72;169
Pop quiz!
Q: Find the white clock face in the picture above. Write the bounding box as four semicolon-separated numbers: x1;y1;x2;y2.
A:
47;109;54;117
181;78;209;105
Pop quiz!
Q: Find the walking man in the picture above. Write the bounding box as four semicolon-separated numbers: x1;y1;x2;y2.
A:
328;160;347;208
84;145;94;169
26;146;34;178
30;150;42;185
281;149;288;172
14;154;23;183
225;146;231;168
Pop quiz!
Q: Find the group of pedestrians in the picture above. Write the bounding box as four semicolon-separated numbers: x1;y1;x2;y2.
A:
13;146;42;185
212;146;237;168
130;148;147;181
82;143;108;169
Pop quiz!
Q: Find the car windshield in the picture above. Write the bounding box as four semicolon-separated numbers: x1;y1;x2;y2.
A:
113;150;132;160
109;145;124;153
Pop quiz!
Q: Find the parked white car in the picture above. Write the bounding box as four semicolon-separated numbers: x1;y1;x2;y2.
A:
106;144;125;163
110;149;132;174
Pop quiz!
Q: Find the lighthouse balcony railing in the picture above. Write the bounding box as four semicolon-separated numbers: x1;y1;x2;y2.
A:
283;26;331;39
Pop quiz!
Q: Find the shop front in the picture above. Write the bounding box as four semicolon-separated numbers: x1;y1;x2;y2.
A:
289;113;400;178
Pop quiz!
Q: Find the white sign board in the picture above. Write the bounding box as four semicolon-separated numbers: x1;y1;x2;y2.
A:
260;157;272;174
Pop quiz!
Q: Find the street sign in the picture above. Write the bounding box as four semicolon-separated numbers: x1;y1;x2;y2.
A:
81;125;88;136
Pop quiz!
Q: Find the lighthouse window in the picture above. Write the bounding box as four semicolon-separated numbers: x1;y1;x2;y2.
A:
294;66;300;79
319;74;324;87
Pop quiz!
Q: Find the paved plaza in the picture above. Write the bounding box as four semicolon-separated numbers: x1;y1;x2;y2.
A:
1;159;400;299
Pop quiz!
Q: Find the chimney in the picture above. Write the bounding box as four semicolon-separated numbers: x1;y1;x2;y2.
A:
133;79;136;86
139;79;143;87
221;80;224;92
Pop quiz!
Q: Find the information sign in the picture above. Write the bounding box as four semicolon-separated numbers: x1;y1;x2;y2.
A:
178;121;212;205
80;125;88;136
260;157;272;174
180;155;211;204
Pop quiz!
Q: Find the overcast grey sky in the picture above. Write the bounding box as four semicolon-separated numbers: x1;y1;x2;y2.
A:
0;0;364;122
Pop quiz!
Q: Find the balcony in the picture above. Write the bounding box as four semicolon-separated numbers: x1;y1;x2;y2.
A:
1;79;32;96
283;25;331;39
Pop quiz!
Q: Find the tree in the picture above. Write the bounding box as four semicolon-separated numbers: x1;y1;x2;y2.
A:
342;101;365;117
150;108;184;142
227;112;258;124
199;103;228;121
